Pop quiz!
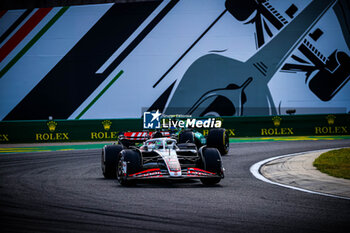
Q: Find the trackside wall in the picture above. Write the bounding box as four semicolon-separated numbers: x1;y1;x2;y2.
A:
0;114;349;143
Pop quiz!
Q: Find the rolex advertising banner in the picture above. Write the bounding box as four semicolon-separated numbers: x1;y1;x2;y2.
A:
0;114;349;143
0;0;349;121
0;118;142;143
219;114;349;137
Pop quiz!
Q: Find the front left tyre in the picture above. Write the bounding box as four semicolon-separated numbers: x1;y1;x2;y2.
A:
117;149;142;186
101;144;123;179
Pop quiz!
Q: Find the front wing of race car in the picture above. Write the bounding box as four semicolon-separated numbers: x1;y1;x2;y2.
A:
128;167;223;180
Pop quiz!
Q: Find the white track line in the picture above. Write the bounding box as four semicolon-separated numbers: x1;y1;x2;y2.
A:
250;148;350;201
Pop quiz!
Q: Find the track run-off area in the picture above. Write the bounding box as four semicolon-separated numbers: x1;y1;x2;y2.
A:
0;137;350;232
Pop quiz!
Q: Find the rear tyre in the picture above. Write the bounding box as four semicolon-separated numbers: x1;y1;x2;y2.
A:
179;130;204;148
178;130;195;144
151;131;163;138
177;143;197;150
101;145;123;179
117;150;142;186
200;147;223;185
206;128;229;155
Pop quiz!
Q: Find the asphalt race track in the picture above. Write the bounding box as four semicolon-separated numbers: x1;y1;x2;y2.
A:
1;140;350;233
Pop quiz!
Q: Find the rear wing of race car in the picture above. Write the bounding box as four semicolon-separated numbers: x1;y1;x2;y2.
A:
120;131;170;143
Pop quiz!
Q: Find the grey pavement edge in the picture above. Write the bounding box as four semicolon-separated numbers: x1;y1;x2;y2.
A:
259;149;350;199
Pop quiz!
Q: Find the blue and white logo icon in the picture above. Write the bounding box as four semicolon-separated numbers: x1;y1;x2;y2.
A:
143;110;162;129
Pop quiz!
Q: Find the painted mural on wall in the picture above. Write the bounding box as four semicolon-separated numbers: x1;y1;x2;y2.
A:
0;0;349;120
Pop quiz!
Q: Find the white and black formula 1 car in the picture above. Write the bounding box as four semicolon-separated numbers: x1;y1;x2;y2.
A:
101;131;225;186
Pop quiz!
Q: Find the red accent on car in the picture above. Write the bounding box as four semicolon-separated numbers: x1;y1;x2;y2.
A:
130;168;161;177
186;167;216;177
123;131;170;140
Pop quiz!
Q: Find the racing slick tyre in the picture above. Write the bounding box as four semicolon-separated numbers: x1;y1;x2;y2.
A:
179;130;204;148
151;131;163;138
200;147;223;185
101;145;123;179
178;130;195;144
177;143;197;150
117;150;142;186
206;128;229;155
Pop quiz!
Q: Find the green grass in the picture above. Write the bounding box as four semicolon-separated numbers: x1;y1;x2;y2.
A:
313;148;350;179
